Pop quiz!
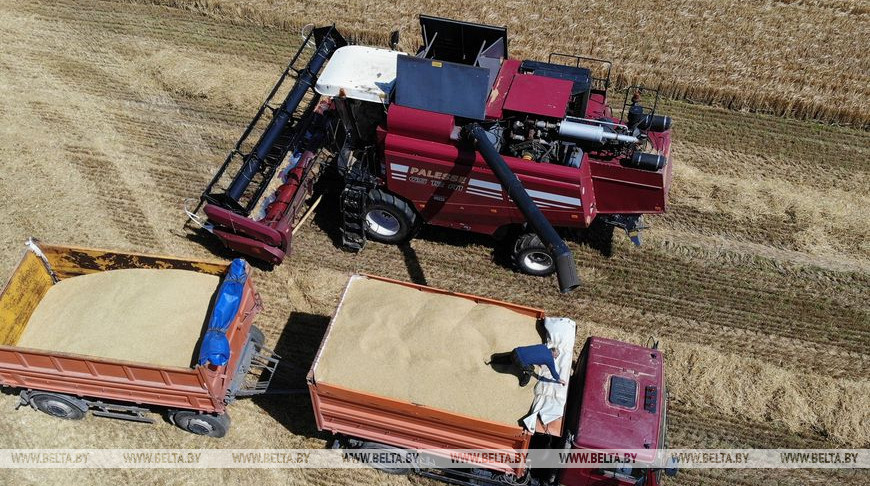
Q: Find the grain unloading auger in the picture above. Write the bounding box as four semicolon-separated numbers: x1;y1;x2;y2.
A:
189;16;674;293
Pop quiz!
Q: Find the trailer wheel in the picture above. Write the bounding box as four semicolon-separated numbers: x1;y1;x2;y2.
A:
249;325;265;346
513;233;556;276
31;393;86;420
171;411;230;438
364;189;417;244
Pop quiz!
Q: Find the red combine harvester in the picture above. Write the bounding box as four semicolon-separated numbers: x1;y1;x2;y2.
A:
190;16;674;292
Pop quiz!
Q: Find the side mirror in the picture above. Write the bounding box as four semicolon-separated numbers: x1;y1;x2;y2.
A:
664;456;679;477
389;30;400;50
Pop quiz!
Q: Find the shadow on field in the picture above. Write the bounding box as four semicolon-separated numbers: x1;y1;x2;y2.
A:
574;219;615;258
310;173;617;275
310;172;345;249
398;242;427;285
252;311;332;440
176;226;276;271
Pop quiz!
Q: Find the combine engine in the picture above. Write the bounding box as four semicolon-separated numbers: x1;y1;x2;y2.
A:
188;16;674;293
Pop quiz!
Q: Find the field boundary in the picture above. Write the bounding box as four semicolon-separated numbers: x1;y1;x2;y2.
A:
133;0;869;129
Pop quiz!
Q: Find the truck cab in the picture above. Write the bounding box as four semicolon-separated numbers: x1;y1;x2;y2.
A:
560;337;669;486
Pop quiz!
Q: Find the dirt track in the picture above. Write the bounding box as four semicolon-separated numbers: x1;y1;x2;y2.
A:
0;1;867;485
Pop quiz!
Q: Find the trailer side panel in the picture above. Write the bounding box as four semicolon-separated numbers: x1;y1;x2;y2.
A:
310;382;530;475
0;348;215;411
0;252;53;346
39;244;227;279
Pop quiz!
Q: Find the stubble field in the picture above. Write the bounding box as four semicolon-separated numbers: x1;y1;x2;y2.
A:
0;1;867;485
146;0;870;127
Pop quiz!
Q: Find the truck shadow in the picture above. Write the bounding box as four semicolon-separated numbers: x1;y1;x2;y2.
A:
252;311;332;440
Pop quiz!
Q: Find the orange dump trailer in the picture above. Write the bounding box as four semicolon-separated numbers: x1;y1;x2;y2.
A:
307;275;673;486
0;239;278;437
307;274;555;478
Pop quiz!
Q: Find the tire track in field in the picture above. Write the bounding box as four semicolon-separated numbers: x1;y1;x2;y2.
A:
574;245;870;357
577;299;867;380
64;144;161;248
664;101;870;170
2;8;174;251
662;100;870;263
668;406;865;485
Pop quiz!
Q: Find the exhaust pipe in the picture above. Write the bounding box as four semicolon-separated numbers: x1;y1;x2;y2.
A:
464;124;581;293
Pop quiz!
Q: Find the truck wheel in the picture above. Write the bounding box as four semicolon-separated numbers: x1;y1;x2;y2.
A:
249;325;265;346
364;189;417;244
31;393;86;420
357;441;413;475
513;233;556;276
171;411;230;438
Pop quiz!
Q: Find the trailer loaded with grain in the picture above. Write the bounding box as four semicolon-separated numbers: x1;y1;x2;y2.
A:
0;240;279;437
308;274;677;485
0;242;675;483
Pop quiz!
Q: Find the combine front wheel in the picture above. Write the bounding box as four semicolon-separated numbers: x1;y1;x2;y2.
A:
513;233;556;276
364;190;417;244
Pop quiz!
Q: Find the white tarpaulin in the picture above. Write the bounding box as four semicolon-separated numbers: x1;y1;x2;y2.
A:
522;317;577;432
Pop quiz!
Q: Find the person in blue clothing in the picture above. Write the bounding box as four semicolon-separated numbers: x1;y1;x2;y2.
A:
488;344;566;387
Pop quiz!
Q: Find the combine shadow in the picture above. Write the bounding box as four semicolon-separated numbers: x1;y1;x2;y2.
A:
415;224;515;271
309;172;618;275
310;172;438;283
252;311;331;440
310;170;345;249
573;218;615;258
398;242;427;285
177;227;275;271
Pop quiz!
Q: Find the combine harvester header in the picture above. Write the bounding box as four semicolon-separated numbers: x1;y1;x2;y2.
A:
190;16;674;292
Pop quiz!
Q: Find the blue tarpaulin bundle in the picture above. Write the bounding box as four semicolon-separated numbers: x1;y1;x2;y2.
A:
198;259;248;366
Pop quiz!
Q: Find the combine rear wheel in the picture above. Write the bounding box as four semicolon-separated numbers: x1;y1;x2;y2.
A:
364;189;418;244
513;233;556;276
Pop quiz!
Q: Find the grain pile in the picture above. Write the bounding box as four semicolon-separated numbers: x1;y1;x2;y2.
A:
314;276;541;425
19;269;220;368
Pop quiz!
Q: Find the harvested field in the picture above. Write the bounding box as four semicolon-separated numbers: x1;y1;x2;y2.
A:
0;1;867;486
143;0;870;127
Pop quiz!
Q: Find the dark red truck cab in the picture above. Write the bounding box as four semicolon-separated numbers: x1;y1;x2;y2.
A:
561;337;669;486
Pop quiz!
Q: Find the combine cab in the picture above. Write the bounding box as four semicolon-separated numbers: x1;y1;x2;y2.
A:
189;16;674;292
